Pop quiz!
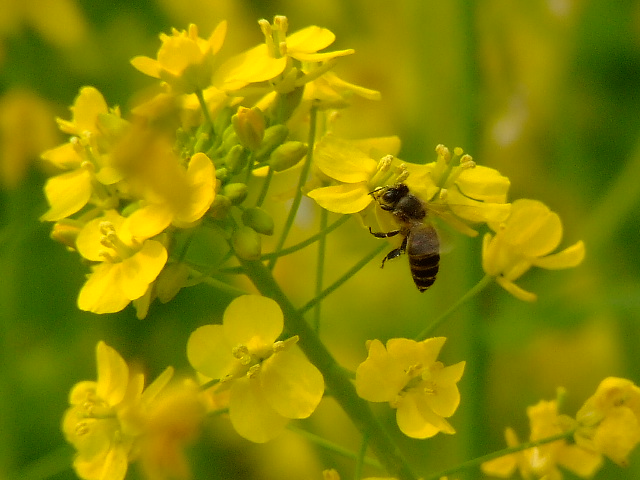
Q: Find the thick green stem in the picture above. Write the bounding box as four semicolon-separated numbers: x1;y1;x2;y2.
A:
239;258;418;480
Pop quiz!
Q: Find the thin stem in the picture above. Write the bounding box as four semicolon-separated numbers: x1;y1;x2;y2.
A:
423;429;575;480
354;433;370;480
268;105;319;270
239;258;418;480
219;215;351;274
195;89;214;129
414;274;493;341
288;426;382;470
255;167;274;207
313;207;329;332
299;242;388;315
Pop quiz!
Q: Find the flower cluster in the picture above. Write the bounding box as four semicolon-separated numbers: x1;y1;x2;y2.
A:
62;342;205;480
482;377;640;479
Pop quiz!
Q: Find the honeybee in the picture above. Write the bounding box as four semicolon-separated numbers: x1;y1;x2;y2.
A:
369;183;440;292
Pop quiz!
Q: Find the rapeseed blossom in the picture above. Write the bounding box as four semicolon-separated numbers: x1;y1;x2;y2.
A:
75;210;168;314
355;337;465;439
131;22;227;95
482;199;586;301
187;295;325;443
62;342;174;480
575;377;640;467
481;399;602;479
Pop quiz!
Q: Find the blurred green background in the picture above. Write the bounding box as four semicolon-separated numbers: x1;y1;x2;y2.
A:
1;1;640;479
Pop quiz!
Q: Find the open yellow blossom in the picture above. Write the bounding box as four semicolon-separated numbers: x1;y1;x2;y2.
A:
75;210;168;314
215;15;354;93
306;133;402;214
40;86;125;221
187;295;325;443
355;337;465;439
482;198;586;301
403;145;512;236
575;377;640;467
482;399;602;479
62;341;174;480
131;22;227;94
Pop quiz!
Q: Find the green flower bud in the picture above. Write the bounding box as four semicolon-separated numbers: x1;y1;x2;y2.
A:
155;262;190;303
224;144;249;174
232;226;261;260
222;124;240;151
269;141;308;172
223;183;248;205
242;207;274;236
254;125;289;161
209;195;232;219
213;106;234;137
232;106;265;151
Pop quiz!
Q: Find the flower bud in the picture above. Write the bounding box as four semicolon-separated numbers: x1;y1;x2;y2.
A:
269;141;308;172
254;125;289;161
222;183;248;205
242;207;274;236
155;262;190;303
221;124;240;151
224;144;249;174
209;194;232;219
232;107;265;151
50;220;83;250
232;226;261;260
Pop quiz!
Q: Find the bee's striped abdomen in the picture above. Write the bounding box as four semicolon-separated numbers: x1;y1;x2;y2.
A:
407;224;440;292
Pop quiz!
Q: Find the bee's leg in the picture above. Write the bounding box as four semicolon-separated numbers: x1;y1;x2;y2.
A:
368;227;400;238
380;236;408;268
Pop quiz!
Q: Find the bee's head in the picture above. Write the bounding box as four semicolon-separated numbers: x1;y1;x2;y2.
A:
370;183;409;208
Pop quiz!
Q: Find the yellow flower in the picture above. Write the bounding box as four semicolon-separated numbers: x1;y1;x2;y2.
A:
306;133;402;214
187;295;325;443
404;144;511;236
575;377;640;467
131;22;227;94
40;86;125;221
482;399;602;479
75;210;168;314
62;341;174;480
482;198;586;301
215;16;354;93
355;337;465;439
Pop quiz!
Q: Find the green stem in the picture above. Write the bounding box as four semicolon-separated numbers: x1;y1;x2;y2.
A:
288;426;382;470
313;207;329;332
299;242;388;315
195;89;214;129
423;429;575;480
268;105;319;270
414;274;493;341
255;166;274;207
239;258;418;480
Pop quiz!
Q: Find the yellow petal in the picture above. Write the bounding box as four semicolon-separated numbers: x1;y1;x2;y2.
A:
314;134;378;183
130;56;162;78
307;183;372;214
77;263;130;314
40;142;83;169
124;204;173;240
355;339;407;403
187;324;234;380
289;49;354;62
62;86;108;136
119;240;167;300
223;295;283;346
215;45;287;90
40;168;92;221
396;391;455;439
286;26;336;53
456;165;510;203
533;240;585;270
229;376;289;443
496;276;537;302
95;341;129;406
208;20;227;55
76;211;126;261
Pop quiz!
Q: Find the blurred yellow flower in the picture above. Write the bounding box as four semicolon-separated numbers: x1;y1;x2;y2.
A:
575;377;640;467
62;341;174;480
0;89;58;188
307;133;402;214
131;22;227;94
187;295;325;443
482;198;586;301
482;399;602;479
355;337;465;439
75;210;168;314
40;86;126;221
